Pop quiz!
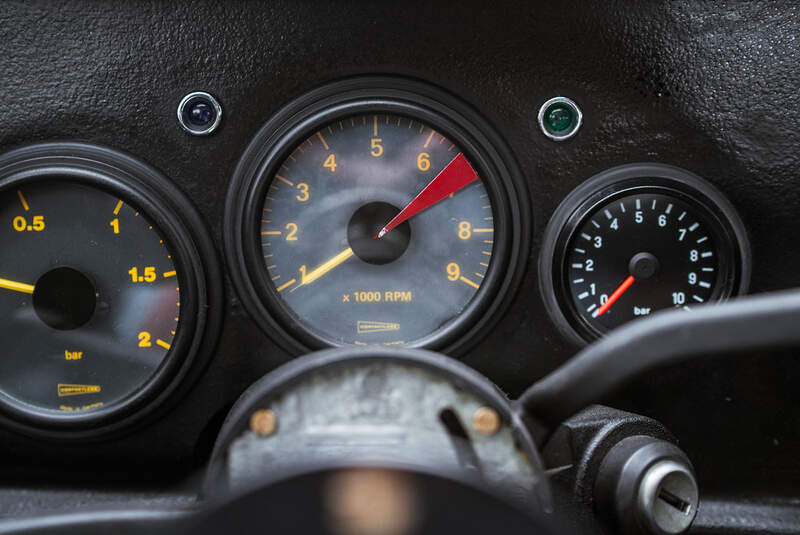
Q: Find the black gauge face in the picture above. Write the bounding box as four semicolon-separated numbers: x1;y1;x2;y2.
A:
539;163;750;343
540;164;750;345
564;191;725;334
0;181;180;415
259;114;496;346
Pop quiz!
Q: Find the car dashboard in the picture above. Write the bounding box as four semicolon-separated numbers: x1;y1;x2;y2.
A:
0;2;799;534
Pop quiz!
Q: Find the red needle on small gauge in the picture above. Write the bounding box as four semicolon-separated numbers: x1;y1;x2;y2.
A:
375;153;478;238
593;275;635;318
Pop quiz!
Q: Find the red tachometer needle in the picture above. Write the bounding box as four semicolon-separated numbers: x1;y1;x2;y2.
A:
375;153;478;238
593;275;635;318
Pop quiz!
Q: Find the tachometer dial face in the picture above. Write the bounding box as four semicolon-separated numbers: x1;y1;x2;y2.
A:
260;114;495;346
227;79;529;354
565;191;723;333
0;182;181;415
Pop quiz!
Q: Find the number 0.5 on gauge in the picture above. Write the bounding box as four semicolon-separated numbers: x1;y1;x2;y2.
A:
0;182;180;414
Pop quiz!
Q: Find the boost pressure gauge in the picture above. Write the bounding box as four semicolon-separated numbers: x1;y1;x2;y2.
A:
540;163;750;345
0;143;222;438
225;77;529;353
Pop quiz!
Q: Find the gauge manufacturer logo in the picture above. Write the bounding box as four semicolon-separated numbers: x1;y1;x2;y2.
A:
57;384;102;397
357;321;401;334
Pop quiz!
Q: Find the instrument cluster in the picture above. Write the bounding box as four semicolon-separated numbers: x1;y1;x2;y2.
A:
0;76;752;438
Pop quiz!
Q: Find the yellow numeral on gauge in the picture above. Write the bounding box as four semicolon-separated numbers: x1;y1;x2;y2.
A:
12;215;45;232
295;183;310;202
138;331;151;347
128;267;156;283
109;218;120;234
458;221;472;240
446;262;461;281
285;222;299;241
370;138;383;157
323;153;337;172
417;152;431;172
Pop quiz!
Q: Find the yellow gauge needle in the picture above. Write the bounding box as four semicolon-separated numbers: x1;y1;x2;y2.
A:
294;247;355;289
0;277;35;294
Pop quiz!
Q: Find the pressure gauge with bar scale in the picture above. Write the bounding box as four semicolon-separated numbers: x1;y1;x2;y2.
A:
540;163;751;344
0;143;221;437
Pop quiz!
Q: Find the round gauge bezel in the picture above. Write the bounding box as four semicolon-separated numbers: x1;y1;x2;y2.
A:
558;185;738;340
0;143;223;440
539;163;751;346
225;76;531;356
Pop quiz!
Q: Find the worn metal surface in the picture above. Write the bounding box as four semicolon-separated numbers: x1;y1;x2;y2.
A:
225;361;539;505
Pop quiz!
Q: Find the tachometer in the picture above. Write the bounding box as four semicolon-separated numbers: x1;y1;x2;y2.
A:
225;78;529;353
260;115;494;346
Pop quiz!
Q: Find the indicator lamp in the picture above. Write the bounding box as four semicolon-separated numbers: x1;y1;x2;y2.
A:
538;96;582;141
177;91;222;135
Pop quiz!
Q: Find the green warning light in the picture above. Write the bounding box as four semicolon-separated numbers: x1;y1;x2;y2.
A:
538;97;582;141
